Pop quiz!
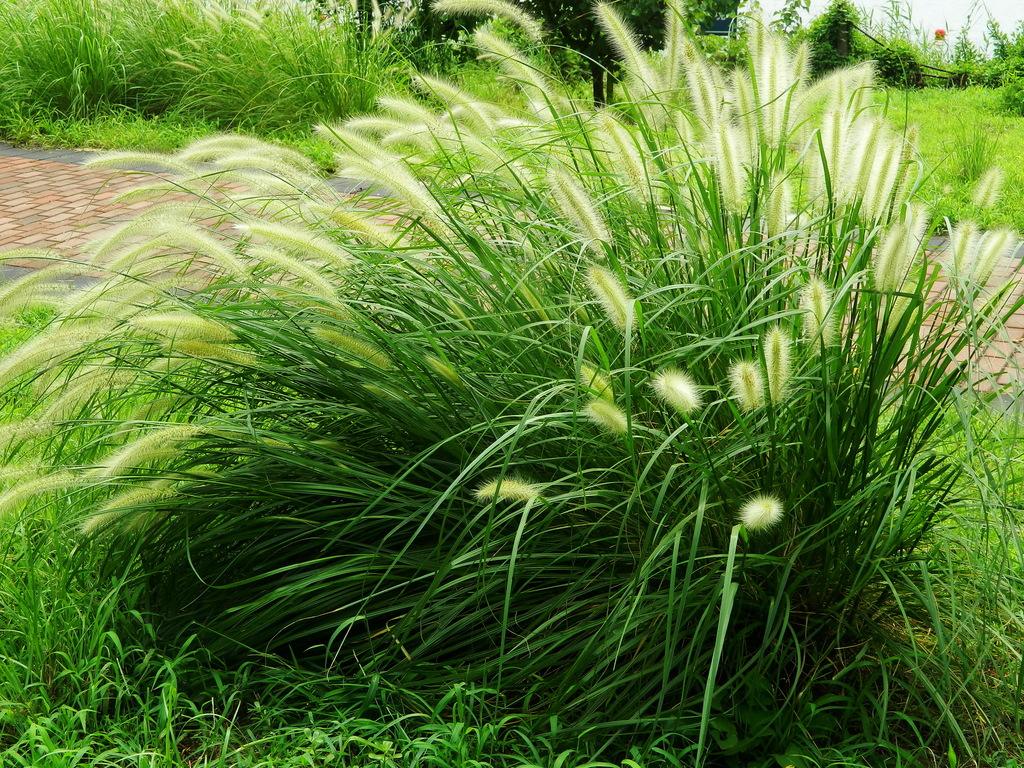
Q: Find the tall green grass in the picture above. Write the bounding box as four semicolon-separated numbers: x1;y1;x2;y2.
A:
0;3;1022;764
0;0;399;132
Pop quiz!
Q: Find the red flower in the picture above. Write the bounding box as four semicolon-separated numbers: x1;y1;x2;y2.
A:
934;28;947;40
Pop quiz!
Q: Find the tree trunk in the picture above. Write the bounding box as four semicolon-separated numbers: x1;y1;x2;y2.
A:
591;61;606;107
837;20;850;58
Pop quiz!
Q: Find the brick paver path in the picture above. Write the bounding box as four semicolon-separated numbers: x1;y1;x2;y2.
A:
963;258;1024;388
0;150;153;267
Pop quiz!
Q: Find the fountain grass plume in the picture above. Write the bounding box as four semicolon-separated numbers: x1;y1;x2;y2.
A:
682;39;725;130
130;312;237;343
729;360;766;412
662;0;687;92
81;480;177;535
873;204;928;293
470;26;566;115
579;363;614;401
474;475;543;504
739;494;784;531
245;245;340;300
236;221;353;268
973;229;1019;287
89;424;205;480
432;0;543;41
311;328;394;370
762;327;792;405
800;277;835;346
595;2;661;94
0;471;77;516
596;111;651;198
548;170;611;255
708;120;749;213
585;265;633;332
584;397;629;434
651;369;702;416
973;167;1005;209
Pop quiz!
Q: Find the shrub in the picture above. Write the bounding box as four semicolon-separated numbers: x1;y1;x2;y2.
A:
0;0;399;131
1003;76;1024;116
805;0;871;76
947;35;984;87
982;55;1024;87
695;31;747;67
947;61;980;89
873;38;924;88
977;20;1024;87
1;6;1022;763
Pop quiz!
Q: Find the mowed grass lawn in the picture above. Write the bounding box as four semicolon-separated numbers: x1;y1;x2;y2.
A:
880;86;1024;232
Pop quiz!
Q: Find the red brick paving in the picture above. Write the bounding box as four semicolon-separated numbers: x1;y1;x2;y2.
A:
0;154;151;264
967;257;1024;388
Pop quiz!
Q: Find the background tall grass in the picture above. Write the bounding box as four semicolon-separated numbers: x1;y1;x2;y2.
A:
0;0;399;133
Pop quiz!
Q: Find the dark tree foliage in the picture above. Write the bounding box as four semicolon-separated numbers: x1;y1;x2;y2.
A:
518;0;740;105
873;38;924;88
805;0;870;76
309;0;742;104
517;0;657;105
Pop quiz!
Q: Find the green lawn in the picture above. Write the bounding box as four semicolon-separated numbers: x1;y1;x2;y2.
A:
880;86;1024;232
0;317;35;354
0;109;340;171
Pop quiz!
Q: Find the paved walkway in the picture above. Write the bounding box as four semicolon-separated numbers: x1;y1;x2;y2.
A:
972;257;1024;388
0;144;366;267
0;145;154;263
1;142;1023;390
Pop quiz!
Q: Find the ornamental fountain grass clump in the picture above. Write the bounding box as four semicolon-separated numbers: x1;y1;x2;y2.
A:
0;2;1022;763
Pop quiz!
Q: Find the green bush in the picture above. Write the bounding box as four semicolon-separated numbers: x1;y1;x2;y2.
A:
981;55;1024;87
1002;76;1024;115
805;0;871;76
947;35;984;87
1;5;1022;764
975;20;1024;87
695;31;747;67
873;38;925;88
0;0;399;132
947;61;981;88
